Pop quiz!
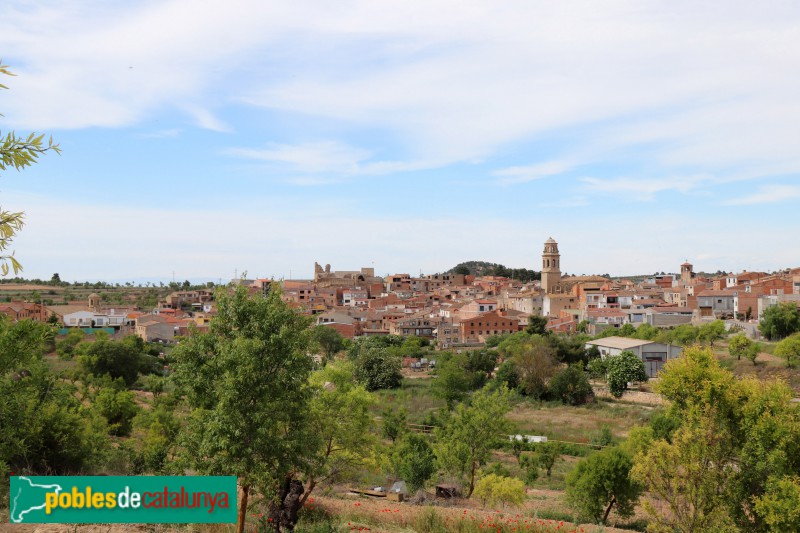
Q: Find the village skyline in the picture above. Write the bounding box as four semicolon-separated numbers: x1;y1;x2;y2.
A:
3;1;800;280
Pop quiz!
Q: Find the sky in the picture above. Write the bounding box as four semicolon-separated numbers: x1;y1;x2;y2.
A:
1;0;799;283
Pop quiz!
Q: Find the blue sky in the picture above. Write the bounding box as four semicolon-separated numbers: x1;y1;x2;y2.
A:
2;0;799;282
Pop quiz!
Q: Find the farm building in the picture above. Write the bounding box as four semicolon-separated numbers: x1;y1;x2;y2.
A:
585;336;682;378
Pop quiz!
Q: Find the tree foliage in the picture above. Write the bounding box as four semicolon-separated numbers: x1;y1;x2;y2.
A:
0;319;108;475
312;325;344;361
759;302;800;340
634;345;800;531
0;63;61;275
728;332;752;361
548;363;593;405
76;336;148;386
697;320;727;346
434;387;513;497
774;334;800;368
353;344;402;391
304;362;375;503
606;351;647;398
566;447;642;524
392;433;436;493
172;285;317;533
499;333;556;399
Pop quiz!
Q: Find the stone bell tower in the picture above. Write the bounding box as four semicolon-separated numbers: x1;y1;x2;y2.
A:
541;237;561;294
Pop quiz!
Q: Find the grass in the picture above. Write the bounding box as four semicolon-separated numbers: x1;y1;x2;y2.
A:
507;400;653;443
370;376;446;423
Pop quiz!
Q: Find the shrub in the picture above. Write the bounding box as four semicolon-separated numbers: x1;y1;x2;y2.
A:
548;364;593;405
473;474;526;508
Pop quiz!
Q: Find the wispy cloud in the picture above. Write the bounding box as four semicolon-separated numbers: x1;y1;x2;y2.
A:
580;176;713;201
139;128;182;139
225;141;370;175
226;140;436;179
494;160;574;185
724;184;800;205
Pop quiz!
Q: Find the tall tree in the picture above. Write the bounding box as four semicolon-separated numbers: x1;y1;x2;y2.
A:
172;285;317;533
434;387;512;497
0;63;61;275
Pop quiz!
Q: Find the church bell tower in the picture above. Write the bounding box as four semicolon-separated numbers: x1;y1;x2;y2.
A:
541;237;561;293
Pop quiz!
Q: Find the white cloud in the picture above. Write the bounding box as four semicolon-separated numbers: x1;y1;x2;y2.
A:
724;184;800;205
3;1;800;195
580;175;713;201
226;141;368;174
493;160;574;185
226;140;435;178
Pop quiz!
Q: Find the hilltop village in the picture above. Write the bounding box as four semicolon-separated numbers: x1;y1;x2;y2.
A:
5;237;799;350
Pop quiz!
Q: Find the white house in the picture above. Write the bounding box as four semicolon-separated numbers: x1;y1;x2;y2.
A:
585;336;682;378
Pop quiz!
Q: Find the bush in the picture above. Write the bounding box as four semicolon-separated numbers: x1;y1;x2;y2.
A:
473;474;526;508
548;364;593;405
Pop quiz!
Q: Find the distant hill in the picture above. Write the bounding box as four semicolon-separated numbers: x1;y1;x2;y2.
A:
447;261;540;282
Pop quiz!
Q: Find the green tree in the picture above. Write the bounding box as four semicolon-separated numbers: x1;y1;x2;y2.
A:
172;285;317;533
533;442;562;478
548;363;593;405
643;346;800;530
743;341;761;366
0;63;61;275
526;315;549;335
431;353;474;408
728;332;752;361
587;357;608;379
759;302;800;340
312;325;344;361
392;433;436;493
473;474;526;508
774;334;800;368
301;362;375;507
381;407;408;443
566;447;642;524
632;414;738;533
698;320;727;346
353;345;402;391
607;351;647;398
77;338;143;386
500;333;556;399
453;264;471;276
94;387;139;437
670;323;700;346
434;387;513;497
